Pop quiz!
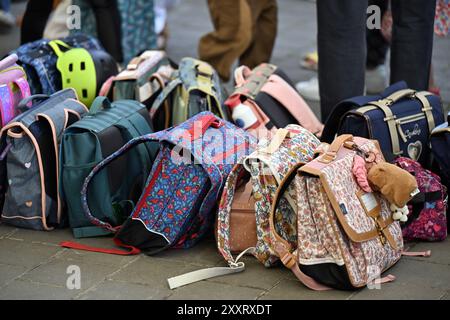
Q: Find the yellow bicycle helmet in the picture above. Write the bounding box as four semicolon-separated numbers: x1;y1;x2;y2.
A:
49;39;118;107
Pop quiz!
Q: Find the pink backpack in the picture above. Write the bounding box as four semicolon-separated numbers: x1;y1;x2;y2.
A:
224;63;323;139
394;157;447;241
0;54;31;127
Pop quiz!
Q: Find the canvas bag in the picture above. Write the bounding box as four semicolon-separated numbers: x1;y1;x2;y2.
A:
167;125;320;289
270;135;404;290
60;96;158;238
149;57;230;131
224;63;324;138
321;81;408;143
0;54;31;127
0;88;87;230
99;50;174;105
60;112;256;255
394;157;447;241
337;88;445;168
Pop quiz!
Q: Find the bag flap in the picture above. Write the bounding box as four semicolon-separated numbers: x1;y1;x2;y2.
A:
299;136;399;247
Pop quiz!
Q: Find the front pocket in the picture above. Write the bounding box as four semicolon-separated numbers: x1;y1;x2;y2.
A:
2;133;44;230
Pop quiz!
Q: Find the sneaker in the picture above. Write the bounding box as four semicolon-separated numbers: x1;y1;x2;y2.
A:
365;64;388;94
296;76;320;101
0;10;15;29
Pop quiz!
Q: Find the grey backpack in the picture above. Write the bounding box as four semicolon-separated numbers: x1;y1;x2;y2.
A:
0;88;88;230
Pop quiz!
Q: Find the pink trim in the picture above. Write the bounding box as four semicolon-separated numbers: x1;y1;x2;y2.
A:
261;74;324;136
99;76;116;97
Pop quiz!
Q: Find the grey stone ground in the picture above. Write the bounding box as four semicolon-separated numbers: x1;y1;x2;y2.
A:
0;0;449;300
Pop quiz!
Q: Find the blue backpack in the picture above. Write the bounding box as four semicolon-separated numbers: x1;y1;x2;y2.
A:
61;112;257;254
13;34;102;95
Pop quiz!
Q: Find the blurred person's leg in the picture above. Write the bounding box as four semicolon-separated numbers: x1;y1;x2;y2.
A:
317;0;368;123
198;0;252;82
239;0;277;68
390;0;436;90
365;0;390;93
21;0;53;44
89;0;123;63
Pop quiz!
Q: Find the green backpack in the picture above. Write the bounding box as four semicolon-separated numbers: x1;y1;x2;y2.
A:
60;96;158;238
149;57;230;131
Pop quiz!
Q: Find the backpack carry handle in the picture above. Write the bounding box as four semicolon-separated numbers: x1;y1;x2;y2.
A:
381;89;416;106
269;163;332;291
89;96;112;115
317;134;353;163
17;94;49;112
185;113;224;141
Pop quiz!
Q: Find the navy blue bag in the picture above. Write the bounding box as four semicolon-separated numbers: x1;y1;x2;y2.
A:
335;83;445;168
431;112;450;188
321;81;408;143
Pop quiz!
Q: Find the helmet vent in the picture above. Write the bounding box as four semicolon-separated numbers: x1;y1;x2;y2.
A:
82;89;88;98
80;62;86;70
69;63;73;72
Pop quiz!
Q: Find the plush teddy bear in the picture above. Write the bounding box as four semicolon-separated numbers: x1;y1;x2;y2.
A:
367;162;419;223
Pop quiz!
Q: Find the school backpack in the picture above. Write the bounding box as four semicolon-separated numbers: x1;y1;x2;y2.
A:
167;125;320;289
0;54;31;128
60;112;256;255
0;88;88;230
224;63;324;138
99;50;173;106
13;34;103;95
394;157;447;241
60;96;158;238
149;57;230;132
336;85;444;168
270;135;404;290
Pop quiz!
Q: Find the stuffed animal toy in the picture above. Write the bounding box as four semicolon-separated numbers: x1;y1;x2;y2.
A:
367;162;419;222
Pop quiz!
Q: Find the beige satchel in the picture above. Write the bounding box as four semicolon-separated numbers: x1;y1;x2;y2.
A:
270;135;404;290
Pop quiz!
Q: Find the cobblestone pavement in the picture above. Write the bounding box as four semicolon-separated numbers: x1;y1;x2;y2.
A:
0;0;449;300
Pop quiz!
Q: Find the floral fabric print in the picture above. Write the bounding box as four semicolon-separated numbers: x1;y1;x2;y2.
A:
395;157;447;241
217;125;320;267
82;112;256;249
295;139;403;287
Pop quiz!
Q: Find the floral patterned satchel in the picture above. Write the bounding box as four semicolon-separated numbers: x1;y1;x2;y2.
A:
270;135;404;290
168;125;320;289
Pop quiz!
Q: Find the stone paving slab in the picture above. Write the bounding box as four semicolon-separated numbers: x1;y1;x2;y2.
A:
0;0;449;300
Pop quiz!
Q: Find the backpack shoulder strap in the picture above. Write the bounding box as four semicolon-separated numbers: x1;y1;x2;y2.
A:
149;76;182;121
269;163;332;291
